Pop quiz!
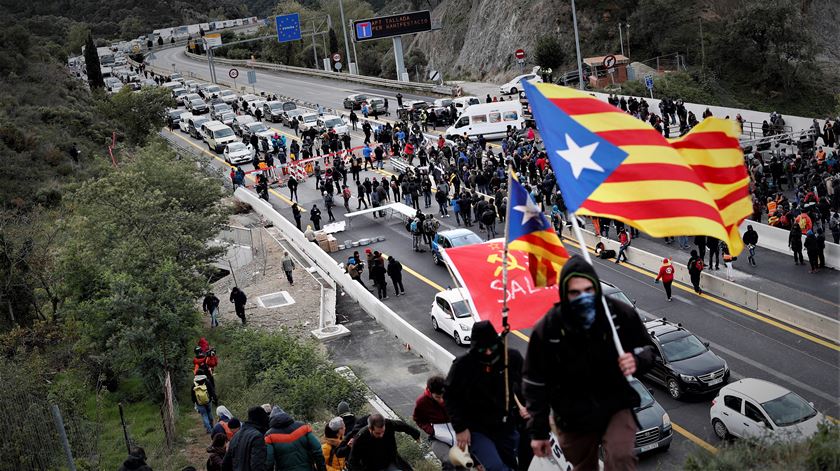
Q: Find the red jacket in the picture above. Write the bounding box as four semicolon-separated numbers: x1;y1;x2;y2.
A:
656;263;674;283
412;389;450;436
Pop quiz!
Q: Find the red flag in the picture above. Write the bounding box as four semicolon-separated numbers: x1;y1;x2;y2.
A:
441;239;559;332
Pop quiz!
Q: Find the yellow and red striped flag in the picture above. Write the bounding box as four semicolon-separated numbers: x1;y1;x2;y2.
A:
522;82;751;254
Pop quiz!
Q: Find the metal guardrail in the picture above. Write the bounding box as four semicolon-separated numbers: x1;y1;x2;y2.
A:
182;51;454;96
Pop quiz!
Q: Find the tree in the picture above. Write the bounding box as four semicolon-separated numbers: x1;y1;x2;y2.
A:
534;35;565;70
102;87;174;145
63;141;227;394
66;23;90;56
83;33;104;89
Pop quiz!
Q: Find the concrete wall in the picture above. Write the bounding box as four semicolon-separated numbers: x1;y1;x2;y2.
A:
235;189;457;374
580;229;839;342
738;220;839;269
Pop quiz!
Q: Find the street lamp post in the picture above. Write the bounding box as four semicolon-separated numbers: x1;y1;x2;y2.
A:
571;0;585;90
338;0;354;73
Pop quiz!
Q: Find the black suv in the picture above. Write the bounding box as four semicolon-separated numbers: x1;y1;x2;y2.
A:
643;318;729;400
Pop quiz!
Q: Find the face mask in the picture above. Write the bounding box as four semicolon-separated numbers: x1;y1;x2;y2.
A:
479;342;502;366
568;292;597;329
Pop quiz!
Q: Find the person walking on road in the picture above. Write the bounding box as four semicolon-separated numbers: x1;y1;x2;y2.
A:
292;203;302;231
789;225;804;265
310;204;322;231
687;250;705;295
323;191;336;222
282;251;295;286
706;237;720;270
721;242;736;281
615;228;630;263
387;256;405;297
287;175;298;202
654;258;675;301
202;292;221;327
230;287;248;325
370;259;388;300
804;230;820;273
523;257;656;471
742;225;759;266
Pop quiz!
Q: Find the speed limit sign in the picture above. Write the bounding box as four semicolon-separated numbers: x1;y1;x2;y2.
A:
229;68;239;79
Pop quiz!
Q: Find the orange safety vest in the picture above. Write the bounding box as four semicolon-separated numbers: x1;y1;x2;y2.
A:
767;201;777;214
220;420;234;440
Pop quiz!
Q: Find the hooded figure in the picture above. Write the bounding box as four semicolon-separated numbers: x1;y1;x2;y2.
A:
687;249;704;294
444;320;523;471
264;406;326;470
206;432;227;471
523;256;656;470
118;447;153;471
222;406;270;471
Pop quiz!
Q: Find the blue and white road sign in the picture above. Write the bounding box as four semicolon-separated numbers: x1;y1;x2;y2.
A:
247;70;257;85
644;75;654;90
355;22;372;40
276;13;301;43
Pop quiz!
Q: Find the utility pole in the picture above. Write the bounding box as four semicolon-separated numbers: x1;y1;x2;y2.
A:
338;0;353;73
699;19;706;71
626;23;631;58
571;0;585;90
350;19;359;74
311;20;318;69
618;23;625;57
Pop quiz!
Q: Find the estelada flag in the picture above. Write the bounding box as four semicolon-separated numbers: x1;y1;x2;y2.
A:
522;81;752;254
441;239;559;332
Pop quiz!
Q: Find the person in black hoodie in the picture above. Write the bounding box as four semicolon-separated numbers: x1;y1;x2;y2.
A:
222;406;269;471
523;256;656;471
444;320;524;471
687;250;704;294
118;446;153;471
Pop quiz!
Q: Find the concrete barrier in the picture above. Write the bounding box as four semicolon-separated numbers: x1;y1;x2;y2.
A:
738;220;839;269
572;228;838;342
235;189;456;373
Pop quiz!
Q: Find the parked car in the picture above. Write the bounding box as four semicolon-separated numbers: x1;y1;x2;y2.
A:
219;111;236;127
211;103;233;121
169;73;183;82
240;121;274;143
178;112;194;133
218;89;238;104
452;96;480;110
281;108;306;127
343;93;367;110
316;115;349;135
433;98;453;108
263;101;286;122
297;112;320;132
166;109;183;128
430;288;475;346
643;318;729;400
499;73;543;95
202;121;237;153
187;98;208;114
171;87;188;103
187;116;209;139
223;142;255;165
403;100;429;111
432;229;483;266
601;281;649;322
710;378;824;442
232;115;257;136
629;378;673;455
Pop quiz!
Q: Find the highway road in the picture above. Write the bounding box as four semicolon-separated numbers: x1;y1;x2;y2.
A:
153;48;840;469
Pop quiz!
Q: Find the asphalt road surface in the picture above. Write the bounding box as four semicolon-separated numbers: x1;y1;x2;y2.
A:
154;49;840;469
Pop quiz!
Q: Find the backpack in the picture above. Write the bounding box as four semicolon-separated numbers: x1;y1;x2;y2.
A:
205;350;218;368
694;259;705;272
410;220;419;233
194;383;210;405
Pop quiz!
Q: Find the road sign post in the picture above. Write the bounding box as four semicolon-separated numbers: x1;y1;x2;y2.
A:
603;55;617;85
515;48;526;73
644;74;654;99
229;68;239;89
275;13;302;43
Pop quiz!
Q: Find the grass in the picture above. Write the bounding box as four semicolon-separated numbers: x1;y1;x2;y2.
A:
84;377;197;471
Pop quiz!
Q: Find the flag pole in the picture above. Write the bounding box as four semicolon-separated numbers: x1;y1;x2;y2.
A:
500;167;513;425
567;211;631;368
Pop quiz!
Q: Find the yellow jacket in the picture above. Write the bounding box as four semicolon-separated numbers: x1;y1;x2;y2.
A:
322;438;346;471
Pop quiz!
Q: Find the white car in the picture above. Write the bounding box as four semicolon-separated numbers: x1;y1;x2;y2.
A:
430;288;475;346
710;378;824;442
223;142;255;165
219;111;236;127
317;115;349;135
298;112;320;132
233;115;257;136
219;89;238;104
499;73;542;95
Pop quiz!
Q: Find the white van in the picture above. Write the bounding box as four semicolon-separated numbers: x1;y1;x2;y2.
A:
445;101;525;140
202;121;238;153
178;112;194;133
